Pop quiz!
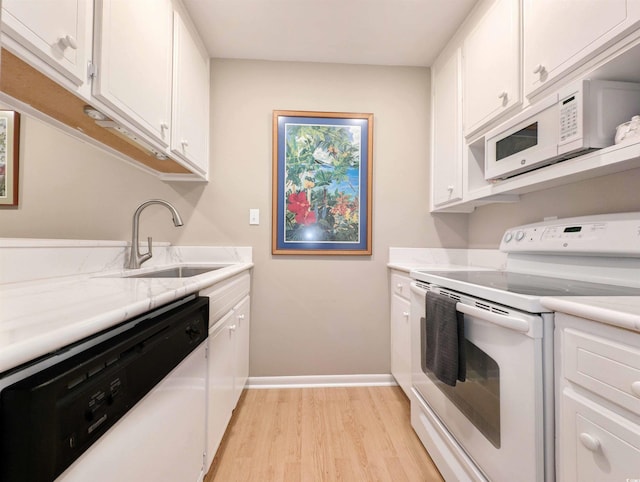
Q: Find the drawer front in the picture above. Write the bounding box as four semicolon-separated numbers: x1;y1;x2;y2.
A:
563;328;640;414
560;390;640;482
390;272;412;300
201;272;250;323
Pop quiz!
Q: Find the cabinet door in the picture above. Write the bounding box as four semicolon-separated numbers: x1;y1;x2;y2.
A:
171;10;210;176
2;0;91;87
559;390;640;482
431;48;463;207
205;311;235;471
524;0;635;97
390;293;411;398
463;0;521;135
232;296;251;406
93;0;173;147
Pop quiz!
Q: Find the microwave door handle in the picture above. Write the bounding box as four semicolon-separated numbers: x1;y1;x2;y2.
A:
456;303;530;333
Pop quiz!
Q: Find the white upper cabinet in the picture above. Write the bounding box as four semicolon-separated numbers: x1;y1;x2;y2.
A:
171;8;210;176
463;0;521;137
1;0;92;90
93;0;173;148
432;48;463;207
524;0;640;98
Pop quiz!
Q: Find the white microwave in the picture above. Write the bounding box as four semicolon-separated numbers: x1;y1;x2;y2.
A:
485;79;640;180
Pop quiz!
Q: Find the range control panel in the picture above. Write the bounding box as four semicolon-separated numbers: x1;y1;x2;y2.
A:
500;213;640;256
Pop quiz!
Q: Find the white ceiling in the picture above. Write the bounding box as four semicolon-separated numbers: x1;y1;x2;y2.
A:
182;0;478;67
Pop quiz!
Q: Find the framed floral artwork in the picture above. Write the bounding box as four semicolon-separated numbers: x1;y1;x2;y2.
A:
272;110;373;255
0;111;20;207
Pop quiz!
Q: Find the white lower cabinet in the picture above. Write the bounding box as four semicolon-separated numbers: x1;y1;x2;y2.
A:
555;312;640;481
389;270;412;397
232;296;251;404
205;309;235;468
560;390;640;482
201;274;251;472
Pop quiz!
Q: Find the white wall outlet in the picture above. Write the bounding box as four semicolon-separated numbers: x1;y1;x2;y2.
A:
249;209;260;225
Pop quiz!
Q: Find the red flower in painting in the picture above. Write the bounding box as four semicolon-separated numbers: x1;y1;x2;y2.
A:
287;191;316;225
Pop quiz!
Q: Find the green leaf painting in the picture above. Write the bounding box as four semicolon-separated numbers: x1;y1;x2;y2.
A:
284;123;361;242
0;118;7;199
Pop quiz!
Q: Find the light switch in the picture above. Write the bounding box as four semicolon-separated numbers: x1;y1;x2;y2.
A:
249;209;259;225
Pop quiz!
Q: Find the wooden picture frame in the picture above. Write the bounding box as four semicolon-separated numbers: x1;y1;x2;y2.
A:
272;110;373;255
0;111;20;207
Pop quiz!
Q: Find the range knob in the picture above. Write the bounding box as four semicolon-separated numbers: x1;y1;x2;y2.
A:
515;230;525;241
504;232;513;243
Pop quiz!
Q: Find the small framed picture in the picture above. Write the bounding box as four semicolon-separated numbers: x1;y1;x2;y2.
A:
0;111;21;207
272;110;373;255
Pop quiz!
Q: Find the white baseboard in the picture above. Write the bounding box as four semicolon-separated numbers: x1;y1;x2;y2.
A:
247;374;397;389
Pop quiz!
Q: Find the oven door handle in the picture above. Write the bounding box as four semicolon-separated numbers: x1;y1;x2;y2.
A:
456;303;530;333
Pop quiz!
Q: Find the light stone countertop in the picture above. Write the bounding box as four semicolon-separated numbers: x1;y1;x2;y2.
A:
0;246;253;373
387;247;507;273
540;296;640;332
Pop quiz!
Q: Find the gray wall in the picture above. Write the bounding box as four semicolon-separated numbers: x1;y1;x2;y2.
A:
467;168;640;248
0;59;468;376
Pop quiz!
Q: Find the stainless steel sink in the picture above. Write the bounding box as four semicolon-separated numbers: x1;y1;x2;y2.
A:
125;266;225;278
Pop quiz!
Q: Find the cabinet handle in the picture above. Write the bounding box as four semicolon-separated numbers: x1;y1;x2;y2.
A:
579;433;601;452
533;64;546;74
631;381;640;397
58;35;78;50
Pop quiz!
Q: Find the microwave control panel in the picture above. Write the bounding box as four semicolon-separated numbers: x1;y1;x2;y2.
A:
559;94;578;142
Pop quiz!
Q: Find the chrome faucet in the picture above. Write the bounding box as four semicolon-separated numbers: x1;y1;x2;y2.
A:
127;199;184;269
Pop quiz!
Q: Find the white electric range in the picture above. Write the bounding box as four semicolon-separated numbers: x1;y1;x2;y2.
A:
409;212;640;482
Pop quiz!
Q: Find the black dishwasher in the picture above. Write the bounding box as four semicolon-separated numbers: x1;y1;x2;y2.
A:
0;295;209;482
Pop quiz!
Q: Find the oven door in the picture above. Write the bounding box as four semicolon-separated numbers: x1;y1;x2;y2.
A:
410;282;547;482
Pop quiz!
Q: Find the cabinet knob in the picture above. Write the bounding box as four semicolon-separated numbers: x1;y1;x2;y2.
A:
181;140;189;149
579;433;601;452
498;91;508;101
533;64;546;74
237;314;245;321
447;185;454;192
228;324;237;332
631;381;640;397
160;122;169;132
402;311;410;319
58;35;78;50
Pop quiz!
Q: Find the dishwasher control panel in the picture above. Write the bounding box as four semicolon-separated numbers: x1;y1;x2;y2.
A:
0;296;209;482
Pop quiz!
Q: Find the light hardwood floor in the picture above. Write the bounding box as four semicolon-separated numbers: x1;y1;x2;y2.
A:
205;386;443;482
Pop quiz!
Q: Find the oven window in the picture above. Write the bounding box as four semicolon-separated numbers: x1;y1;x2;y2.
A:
424;339;501;448
496;122;538;161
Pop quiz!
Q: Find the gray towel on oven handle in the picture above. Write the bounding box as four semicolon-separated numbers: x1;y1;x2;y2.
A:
423;291;466;386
